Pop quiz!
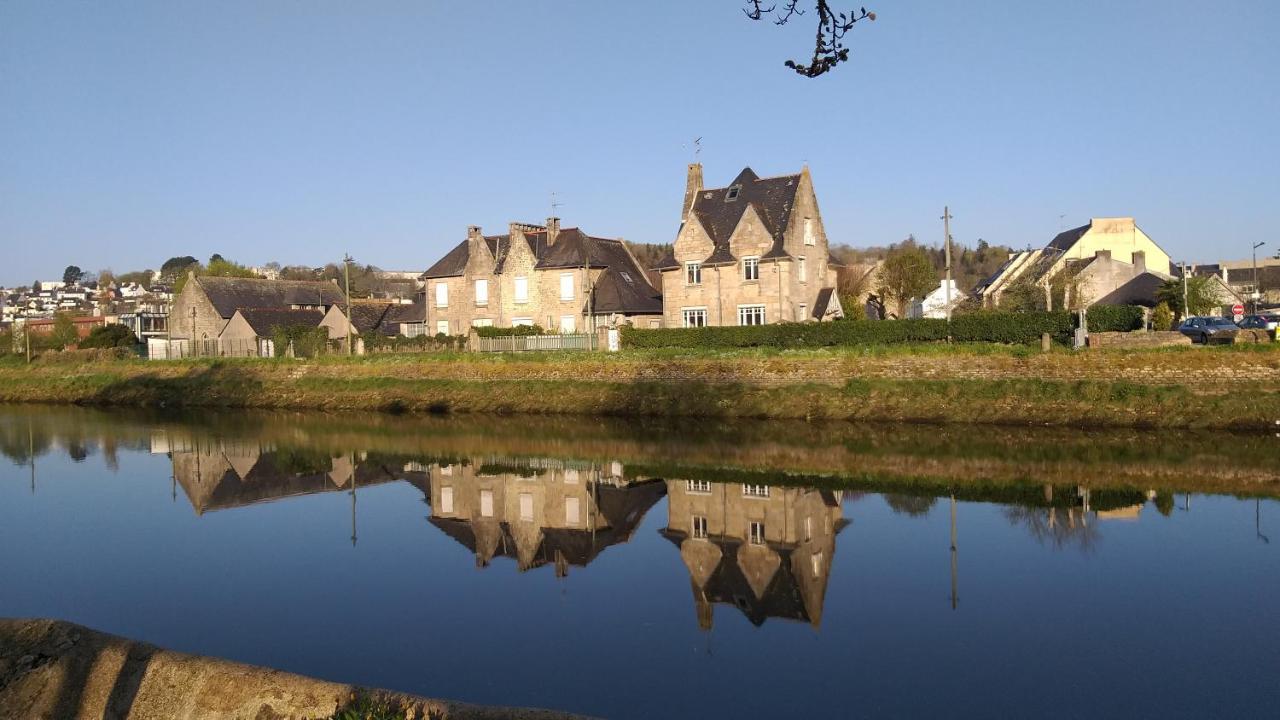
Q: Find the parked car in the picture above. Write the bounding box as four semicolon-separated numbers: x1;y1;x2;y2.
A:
1178;316;1240;344
1238;314;1279;339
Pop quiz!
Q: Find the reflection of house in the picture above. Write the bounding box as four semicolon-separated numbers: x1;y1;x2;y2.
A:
427;460;665;575
660;480;847;629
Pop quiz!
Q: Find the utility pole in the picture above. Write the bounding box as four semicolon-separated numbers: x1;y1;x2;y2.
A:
583;239;593;349
343;254;354;355
949;493;958;610
942;206;953;339
1181;262;1189;319
24;322;31;364
1252;242;1266;314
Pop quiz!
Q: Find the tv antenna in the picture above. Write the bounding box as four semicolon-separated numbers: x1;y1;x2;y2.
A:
551;191;563;217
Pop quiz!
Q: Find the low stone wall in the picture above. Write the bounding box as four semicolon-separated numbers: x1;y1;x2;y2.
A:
0;618;589;720
1088;331;1190;349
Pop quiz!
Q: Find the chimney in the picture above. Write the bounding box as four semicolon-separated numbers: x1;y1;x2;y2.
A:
1095;249;1111;262
683;162;704;219
467;225;482;242
546;217;561;246
1132;251;1146;274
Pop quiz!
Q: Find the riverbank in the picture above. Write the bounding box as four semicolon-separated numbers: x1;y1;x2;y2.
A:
0;619;586;720
1;344;1278;429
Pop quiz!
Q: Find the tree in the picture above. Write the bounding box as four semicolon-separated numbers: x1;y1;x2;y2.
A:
160;256;199;279
50;313;80;350
1151;302;1174;332
209;253;225;264
80;324;139;349
97;269;116;288
1000;279;1048;313
1156;275;1219;320
744;1;876;77
876;245;936;318
62;265;84;285
116;270;153;289
884;494;936;517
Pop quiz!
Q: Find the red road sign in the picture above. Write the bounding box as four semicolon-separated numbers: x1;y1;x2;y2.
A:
1232;303;1245;316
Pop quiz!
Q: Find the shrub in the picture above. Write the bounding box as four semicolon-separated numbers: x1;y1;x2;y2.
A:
1084;305;1146;333
475;324;545;338
80;324;140;349
363;332;466;353
271;325;330;358
1151;302;1174;332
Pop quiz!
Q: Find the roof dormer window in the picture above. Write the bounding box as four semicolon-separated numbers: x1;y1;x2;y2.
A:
726;186;742;201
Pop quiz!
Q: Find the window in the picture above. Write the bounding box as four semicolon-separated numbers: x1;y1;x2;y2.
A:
692;515;709;539
471;318;493;328
805;516;813;542
435;282;448;308
440;486;454;514
798;256;807;283
743;484;770;498
514;276;529;303
519;492;534;522
811;552;823;577
738;305;766;326
474;279;488;306
648;319;661;328
687;480;712;494
799;303;808;321
804;217;815;246
743;256;760;282
440;464;453;476
685;262;702;285
682;307;708;328
559;315;576;333
726;185;742;201
512;317;533;327
436;320;450;335
564;469;579;484
749;521;766;545
565;497;581;525
560;273;575;301
480;489;494;518
619;271;634;284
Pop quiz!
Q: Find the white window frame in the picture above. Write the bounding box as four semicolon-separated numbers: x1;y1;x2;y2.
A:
686;479;712;494
804;217;815;246
560;272;575;301
435;320;450;335
439;486;454;514
480;489;494;518
799;303;808;321
738;305;766;326
692;515;709;540
565;496;581;526
749;521;766;545
513;276;529;304
474;278;488;306
471;318;493;328
743;484;770;498
519;492;534;522
685;262;702;286
682;307;708;328
435;282;448;308
742;256;760;282
512;317;533;327
798;256;807;283
559;315;576;333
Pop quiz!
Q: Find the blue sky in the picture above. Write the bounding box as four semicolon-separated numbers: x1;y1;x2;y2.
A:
2;1;1277;285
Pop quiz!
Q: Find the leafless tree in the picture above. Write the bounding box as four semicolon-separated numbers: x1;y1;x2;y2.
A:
744;1;876;77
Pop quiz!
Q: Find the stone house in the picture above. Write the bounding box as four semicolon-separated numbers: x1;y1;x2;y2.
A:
169;273;346;347
320;297;428;342
420;218;663;335
654;164;845;327
975;217;1172;309
427;459;665;575
660;479;847;629
219;308;326;357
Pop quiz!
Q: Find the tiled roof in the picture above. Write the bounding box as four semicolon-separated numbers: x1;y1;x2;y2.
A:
236;308;325;336
689;167;802;266
198;277;345;319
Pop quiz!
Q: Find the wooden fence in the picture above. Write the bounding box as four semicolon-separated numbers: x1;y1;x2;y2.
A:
471;333;595;353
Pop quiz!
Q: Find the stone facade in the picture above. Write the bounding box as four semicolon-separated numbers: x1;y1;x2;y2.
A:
422;219;663;334
656;164;843;328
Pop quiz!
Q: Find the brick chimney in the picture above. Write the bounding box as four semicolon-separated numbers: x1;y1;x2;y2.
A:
546;217;561;246
1132;251;1146;274
683;162;703;219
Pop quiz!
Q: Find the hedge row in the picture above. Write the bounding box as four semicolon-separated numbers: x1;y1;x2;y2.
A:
475;324;546;338
621;307;1148;349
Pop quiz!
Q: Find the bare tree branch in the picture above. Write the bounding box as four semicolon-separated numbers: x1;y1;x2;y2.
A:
745;1;876;78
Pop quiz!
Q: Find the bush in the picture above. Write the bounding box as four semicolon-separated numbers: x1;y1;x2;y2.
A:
363;332;466;353
271;325;330;358
1085;305;1145;333
474;324;545;338
1151;302;1174;332
80;324;140;349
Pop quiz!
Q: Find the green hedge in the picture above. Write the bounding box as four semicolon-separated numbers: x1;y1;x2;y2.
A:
475;324;545;338
620;307;1146;349
364;332;466;352
1085;304;1146;332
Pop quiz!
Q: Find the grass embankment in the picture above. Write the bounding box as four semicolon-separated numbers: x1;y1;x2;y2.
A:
1;344;1278;429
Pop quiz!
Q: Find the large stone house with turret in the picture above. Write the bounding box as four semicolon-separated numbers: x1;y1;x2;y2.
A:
655;164;844;327
420;218;663;334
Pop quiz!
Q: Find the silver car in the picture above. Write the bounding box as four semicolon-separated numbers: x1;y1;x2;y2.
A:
1178;316;1240;344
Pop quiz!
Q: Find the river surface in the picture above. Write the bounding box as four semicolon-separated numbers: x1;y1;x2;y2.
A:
1;406;1278;718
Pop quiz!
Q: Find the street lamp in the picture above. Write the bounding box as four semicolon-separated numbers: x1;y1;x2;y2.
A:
1252;241;1266;313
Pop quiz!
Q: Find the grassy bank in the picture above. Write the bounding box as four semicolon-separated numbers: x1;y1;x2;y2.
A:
1;344;1278;429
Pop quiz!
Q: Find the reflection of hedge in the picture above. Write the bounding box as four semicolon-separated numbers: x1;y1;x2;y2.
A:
271;325;330;358
363;333;465;352
475;324;545;337
622;307;1149;349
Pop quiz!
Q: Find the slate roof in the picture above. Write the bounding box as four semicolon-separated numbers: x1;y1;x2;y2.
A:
347;304;393;334
1093;271;1169;308
236;308;324;336
688;167;803;267
812;288;837;319
1047;222;1092;253
198;277;345;319
421;225;663;315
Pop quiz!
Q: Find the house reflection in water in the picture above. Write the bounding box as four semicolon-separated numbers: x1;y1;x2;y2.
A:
660;480;847;630
428;460;666;576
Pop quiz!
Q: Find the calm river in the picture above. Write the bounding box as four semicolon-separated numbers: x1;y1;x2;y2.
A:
1;406;1278;718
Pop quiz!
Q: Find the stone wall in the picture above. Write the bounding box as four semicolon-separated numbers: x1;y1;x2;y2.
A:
168;278;226;341
1088;331;1191;349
